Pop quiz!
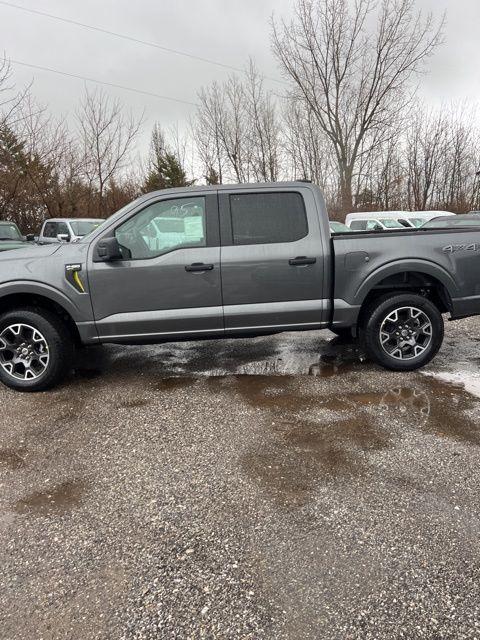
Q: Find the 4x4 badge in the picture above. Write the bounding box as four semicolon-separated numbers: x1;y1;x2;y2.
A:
443;243;480;253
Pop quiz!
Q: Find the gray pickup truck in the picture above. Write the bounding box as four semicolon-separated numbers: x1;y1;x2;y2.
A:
0;182;479;392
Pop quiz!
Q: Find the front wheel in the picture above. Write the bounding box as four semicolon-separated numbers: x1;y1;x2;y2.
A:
361;293;444;371
0;308;74;392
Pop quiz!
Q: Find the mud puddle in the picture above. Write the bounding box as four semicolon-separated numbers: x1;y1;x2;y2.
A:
14;479;88;516
69;333;362;383
206;373;480;505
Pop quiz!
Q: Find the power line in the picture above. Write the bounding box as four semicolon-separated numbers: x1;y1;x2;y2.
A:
0;0;285;84
9;59;199;107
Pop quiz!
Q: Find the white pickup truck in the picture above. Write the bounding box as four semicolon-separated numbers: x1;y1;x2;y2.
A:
38;218;105;244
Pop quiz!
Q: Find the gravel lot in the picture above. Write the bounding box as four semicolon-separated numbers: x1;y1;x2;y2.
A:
1;318;480;639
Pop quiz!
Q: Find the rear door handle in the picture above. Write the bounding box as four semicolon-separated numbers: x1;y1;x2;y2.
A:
289;256;316;266
185;263;214;272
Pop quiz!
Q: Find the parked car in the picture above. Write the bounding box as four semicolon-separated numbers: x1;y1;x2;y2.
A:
1;182;480;391
345;210;452;230
0;221;34;252
420;214;480;229
329;221;353;234
38;218;105;244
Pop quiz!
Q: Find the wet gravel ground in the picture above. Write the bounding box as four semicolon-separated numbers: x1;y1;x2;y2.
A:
1;318;480;639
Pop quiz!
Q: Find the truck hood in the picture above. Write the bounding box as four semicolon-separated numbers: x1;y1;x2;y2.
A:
0;240;30;252
0;243;61;262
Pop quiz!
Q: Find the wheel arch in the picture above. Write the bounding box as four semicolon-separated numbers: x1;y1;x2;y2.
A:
0;285;82;345
356;260;457;322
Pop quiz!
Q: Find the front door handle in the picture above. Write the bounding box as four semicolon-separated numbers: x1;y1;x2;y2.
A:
289;256;316;266
185;263;214;272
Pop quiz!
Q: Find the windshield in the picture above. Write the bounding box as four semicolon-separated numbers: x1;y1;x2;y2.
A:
378;219;404;228
0;223;22;241
70;220;105;237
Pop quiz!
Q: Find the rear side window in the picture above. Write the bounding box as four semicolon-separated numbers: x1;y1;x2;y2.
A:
379;219;403;228
350;220;367;230
230;192;308;245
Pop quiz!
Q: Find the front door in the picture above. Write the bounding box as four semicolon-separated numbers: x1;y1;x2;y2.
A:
88;193;223;341
219;188;327;332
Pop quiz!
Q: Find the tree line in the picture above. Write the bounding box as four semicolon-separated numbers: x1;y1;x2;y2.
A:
1;0;479;232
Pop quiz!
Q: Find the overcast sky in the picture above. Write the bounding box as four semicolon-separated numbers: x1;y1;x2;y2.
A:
2;0;479;158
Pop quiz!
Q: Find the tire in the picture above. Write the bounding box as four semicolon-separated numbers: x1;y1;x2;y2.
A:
0;307;74;392
361;293;444;371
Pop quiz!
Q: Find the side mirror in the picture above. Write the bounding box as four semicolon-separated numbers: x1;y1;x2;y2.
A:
57;233;70;243
96;237;123;262
25;234;35;242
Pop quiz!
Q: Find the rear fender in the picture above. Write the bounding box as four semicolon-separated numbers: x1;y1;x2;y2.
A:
353;259;459;307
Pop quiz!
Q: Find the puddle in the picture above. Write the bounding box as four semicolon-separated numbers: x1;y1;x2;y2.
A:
0;448;27;470
14;479;88;515
73;333;362;383
420;376;480;444
242;416;390;504
210;373;480;506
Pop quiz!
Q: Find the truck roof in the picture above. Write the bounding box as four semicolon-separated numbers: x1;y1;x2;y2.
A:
142;181;315;197
43;218;105;223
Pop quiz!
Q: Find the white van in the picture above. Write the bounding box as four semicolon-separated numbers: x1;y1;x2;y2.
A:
345;211;452;231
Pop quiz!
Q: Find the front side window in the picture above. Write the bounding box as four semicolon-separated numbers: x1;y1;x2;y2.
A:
43;222;57;238
115;197;206;260
230;192;308;245
366;220;383;230
57;222;70;236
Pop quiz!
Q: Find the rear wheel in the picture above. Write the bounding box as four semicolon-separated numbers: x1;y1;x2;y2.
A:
361;293;444;371
0;308;74;391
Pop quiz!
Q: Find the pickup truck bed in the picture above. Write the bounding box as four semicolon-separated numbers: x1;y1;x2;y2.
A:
331;227;480;328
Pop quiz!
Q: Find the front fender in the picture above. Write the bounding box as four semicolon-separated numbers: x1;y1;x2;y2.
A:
0;280;85;321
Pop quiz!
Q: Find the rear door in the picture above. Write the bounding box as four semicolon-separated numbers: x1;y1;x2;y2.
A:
219;187;327;332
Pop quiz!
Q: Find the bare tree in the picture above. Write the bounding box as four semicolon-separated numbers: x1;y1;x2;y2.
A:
283;98;337;200
76;87;142;213
194;82;228;183
244;61;281;181
406;108;447;210
272;0;443;213
194;66;282;184
0;57;32;129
